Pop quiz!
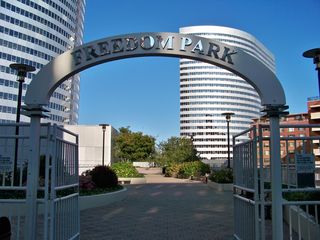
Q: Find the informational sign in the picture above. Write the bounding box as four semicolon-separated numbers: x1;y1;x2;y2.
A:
295;153;315;174
0;155;12;173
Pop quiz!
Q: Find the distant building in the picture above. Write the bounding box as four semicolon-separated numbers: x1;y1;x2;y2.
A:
253;108;320;186
64;125;119;174
179;25;275;167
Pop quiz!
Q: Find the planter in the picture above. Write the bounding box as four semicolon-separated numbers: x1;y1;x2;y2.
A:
79;187;127;210
118;177;146;184
0;188;127;216
208;181;233;192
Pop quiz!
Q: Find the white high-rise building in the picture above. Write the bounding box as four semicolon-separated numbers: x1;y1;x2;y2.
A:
179;26;275;166
0;0;85;124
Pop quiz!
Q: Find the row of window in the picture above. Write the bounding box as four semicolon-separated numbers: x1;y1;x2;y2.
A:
180;66;219;71
194;145;229;148
191;32;274;64
0;78;27;90
0;38;54;61
180;107;259;115
49;101;65;112
180;95;260;105
192;138;227;142
0;104;16;114
0;67;69;102
181;132;230;136
197;150;231;155
0;52;43;70
180;72;235;77
180;89;259;98
46;0;78;14
0;12;69;48
0;25;64;54
181;126;247;130
180;77;246;84
0;91;20;102
180;119;252;125
33;0;76;18
180;113;257;119
180;101;259;110
48;113;65;122
52;91;68;101
0;65;34;79
180;83;254;91
14;0;75;30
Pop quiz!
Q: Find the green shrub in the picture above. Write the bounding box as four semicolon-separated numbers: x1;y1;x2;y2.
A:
111;162;143;178
209;168;233;183
177;161;210;179
165;161;210;179
165;163;182;177
91;165;118;188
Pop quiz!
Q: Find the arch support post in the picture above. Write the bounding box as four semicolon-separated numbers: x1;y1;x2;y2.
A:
263;105;288;240
22;106;49;239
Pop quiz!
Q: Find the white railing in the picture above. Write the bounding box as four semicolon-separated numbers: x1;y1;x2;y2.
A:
233;124;320;239
0;123;79;239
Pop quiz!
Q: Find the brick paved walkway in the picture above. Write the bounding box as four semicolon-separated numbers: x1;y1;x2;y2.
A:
80;174;233;240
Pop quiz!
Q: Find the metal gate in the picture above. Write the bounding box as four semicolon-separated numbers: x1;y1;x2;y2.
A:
0;123;79;239
233;124;320;240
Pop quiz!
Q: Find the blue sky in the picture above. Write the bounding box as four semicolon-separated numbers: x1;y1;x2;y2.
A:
79;0;320;142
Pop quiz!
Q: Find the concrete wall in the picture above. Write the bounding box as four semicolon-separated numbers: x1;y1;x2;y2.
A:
64;125;118;174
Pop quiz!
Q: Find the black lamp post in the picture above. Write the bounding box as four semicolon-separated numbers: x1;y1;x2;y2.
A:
99;124;109;166
221;112;235;169
10;63;35;185
303;48;320;96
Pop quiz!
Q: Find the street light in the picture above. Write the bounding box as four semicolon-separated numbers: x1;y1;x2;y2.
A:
10;63;35;185
221;112;235;169
303;48;320;96
99;124;109;166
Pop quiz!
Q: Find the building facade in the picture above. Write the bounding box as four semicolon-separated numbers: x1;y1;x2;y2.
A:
0;0;85;124
63;125;119;174
179;25;275;166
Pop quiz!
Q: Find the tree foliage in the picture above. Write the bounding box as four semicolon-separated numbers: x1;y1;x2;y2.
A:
114;127;155;162
156;136;200;166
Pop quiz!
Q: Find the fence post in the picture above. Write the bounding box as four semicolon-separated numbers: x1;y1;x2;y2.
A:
264;105;288;240
23;106;49;239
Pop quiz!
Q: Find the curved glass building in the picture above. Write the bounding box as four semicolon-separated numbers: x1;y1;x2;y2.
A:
179;25;275;166
0;0;85;124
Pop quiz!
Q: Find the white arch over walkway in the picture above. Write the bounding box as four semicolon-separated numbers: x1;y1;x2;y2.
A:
25;32;285;108
23;32;287;240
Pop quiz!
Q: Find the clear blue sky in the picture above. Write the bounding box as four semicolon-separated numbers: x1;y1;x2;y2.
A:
79;0;320;142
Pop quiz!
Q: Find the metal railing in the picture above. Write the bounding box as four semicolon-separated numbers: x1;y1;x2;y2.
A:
233;124;320;240
0;123;79;239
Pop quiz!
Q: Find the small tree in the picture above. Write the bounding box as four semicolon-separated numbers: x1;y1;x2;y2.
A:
114;127;155;162
156;136;200;166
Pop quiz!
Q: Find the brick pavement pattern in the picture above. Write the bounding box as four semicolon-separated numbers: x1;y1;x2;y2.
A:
80;173;233;240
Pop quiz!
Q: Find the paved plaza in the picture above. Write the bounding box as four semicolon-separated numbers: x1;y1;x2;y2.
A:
80;171;234;240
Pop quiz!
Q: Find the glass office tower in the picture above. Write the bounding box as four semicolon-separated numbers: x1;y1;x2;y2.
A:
0;0;85;124
180;25;275;166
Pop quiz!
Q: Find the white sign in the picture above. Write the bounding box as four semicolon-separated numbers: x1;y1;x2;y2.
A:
0;155;12;173
295;153;315;174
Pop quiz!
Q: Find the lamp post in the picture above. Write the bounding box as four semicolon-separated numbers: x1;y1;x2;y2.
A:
99;124;109;166
9;63;35;185
303;48;320;96
221;112;235;168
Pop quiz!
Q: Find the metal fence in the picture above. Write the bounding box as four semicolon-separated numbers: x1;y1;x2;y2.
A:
233;124;320;240
0;123;79;240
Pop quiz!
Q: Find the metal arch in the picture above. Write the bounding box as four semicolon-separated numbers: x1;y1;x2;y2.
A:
24;32;286;108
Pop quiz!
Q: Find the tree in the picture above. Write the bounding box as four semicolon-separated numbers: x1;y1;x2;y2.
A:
114;127;155;162
156;136;200;166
